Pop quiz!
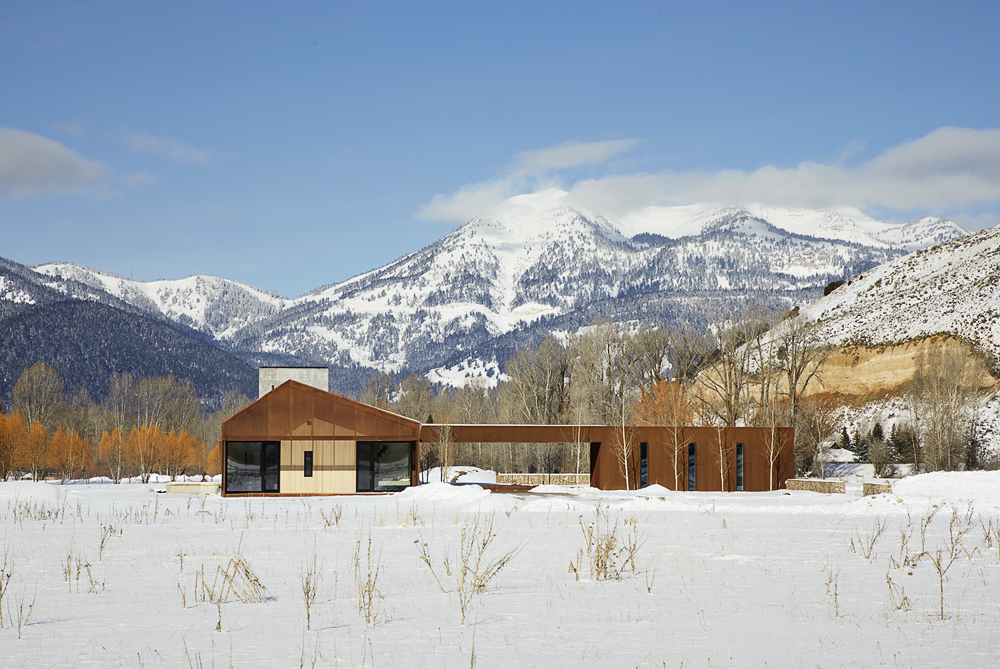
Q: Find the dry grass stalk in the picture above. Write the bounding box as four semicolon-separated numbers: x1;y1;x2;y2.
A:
0;550;11;628
580;506;641;581
301;548;321;631
354;531;383;627
457;514;520;624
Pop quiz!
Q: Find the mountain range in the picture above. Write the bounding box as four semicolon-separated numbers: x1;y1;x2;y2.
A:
2;191;972;402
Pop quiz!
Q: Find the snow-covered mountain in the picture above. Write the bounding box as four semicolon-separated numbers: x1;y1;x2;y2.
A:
801;224;1000;362
223;193;967;380
3;193;971;392
32;263;289;339
871;216;969;252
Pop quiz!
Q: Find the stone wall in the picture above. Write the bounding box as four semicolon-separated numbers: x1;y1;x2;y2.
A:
496;473;590;486
863;482;893;496
785;479;846;494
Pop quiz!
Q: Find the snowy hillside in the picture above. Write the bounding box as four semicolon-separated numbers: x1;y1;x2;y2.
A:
33;262;289;339
3;196;969;390
231;193;956;376
802;224;1000;362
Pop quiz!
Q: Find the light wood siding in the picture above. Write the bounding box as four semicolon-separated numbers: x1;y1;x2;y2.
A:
279;440;357;494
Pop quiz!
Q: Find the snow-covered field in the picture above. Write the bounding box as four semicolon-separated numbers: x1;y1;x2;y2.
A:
3;474;1000;668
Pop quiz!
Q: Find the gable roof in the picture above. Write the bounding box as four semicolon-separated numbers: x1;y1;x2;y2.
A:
222;380;421;441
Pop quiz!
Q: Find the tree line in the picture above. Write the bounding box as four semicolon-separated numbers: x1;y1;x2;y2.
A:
363;311;995;486
0;362;251;483
2;312;991;486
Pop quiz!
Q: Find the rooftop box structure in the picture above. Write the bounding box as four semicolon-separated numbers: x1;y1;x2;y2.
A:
258;366;329;398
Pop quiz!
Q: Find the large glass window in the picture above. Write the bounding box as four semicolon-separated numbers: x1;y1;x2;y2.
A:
226;442;280;493
357;442;412;492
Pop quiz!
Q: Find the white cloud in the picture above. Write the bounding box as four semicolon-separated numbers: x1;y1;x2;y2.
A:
0;126;106;198
515;139;640;172
419;138;639;221
421;127;1000;222
119;131;217;166
420;181;511;222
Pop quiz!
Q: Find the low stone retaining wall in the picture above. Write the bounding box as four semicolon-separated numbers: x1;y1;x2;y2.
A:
785;479;846;494
863;482;893;496
164;482;221;495
496;473;590;486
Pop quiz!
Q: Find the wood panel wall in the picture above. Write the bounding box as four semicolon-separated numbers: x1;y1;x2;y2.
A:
279;440;357;494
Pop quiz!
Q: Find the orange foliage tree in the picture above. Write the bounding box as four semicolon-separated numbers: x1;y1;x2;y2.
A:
634;380;697;490
97;428;129;483
24;420;50;481
47;427;94;483
126;424;164;483
160;428;202;480
205;442;222;477
0;411;27;481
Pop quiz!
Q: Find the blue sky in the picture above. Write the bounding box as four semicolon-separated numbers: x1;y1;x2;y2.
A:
2;1;999;298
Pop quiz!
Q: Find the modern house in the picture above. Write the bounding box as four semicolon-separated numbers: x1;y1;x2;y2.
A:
220;376;795;496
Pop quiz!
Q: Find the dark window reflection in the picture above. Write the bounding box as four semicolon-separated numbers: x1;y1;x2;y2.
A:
226;442;280;493
357;442;411;492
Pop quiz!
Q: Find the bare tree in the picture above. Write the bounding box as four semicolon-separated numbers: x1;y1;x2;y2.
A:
773;315;831;439
635;380;695;490
395;374;436;422
908;345;988;471
569;319;642;489
693;309;762;428
359;370;395;408
454;378;489;467
795;396;838;477
12;362;65;433
501;337;570;425
632;324;672;392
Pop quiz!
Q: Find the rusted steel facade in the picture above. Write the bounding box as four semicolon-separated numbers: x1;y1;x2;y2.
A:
586;426;795;492
420;424;795;492
222;381;795;496
221;381;420;496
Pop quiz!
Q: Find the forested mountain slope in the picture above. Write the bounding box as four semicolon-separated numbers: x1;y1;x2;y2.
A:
0;301;256;407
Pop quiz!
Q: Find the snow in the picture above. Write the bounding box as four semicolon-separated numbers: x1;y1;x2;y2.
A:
418;466;498;484
800;224;1000;362
31;262;290;338
2;472;1000;667
0;276;34;304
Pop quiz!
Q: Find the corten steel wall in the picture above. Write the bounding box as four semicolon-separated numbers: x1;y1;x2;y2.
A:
588;426;795;492
222;380;421;496
421;424;795;492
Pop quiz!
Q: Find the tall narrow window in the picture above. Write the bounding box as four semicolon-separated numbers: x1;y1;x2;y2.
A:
688;443;696;491
304;450;314;478
735;443;744;491
640;442;648;488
